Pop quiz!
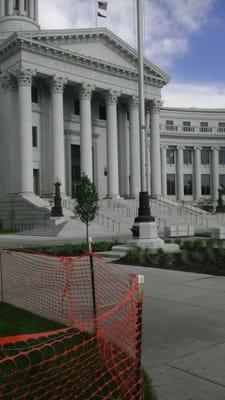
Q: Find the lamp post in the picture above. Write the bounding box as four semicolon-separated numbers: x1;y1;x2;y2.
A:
51;177;64;217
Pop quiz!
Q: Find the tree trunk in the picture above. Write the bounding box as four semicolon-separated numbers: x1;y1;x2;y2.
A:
86;223;89;244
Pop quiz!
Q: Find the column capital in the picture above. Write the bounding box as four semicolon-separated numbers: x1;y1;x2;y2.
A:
50;75;67;93
193;146;202;151
160;145;168;150
106;89;120;105
177;145;185;151
1;73;17;92
211;146;220;151
129;95;139;109
13;68;36;87
80;82;95;100
150;99;162;113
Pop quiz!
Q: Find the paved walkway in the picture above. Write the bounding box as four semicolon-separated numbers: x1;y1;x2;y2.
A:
120;264;225;400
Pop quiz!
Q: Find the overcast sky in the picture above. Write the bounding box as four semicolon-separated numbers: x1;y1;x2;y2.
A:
39;0;225;108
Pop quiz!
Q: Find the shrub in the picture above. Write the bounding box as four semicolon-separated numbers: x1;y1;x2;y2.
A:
181;240;194;251
192;239;205;251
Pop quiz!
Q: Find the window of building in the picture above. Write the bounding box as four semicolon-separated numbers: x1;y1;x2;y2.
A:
219;174;225;194
201;149;210;165
74;100;80;115
167;174;176;195
166;120;174;131
183;149;192;165
184;174;193;195
32;86;38;104
219;148;225;164
33;169;40;195
32;127;38;147
182;121;194;132
13;0;19;10
218;122;225;133
201;174;210;195
166;148;175;164
99;105;106;120
200;121;210;132
200;122;208;128
24;0;27;11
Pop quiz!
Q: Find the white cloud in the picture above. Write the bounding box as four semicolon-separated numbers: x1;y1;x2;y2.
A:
39;0;215;68
162;82;225;108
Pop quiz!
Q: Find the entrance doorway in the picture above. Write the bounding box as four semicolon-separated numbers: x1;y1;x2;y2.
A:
71;145;80;198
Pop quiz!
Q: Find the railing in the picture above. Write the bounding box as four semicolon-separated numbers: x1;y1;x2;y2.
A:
95;212;121;234
62;198;75;211
160;125;225;135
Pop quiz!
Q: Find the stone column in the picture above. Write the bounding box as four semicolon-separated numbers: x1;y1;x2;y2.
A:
34;0;38;21
14;68;34;194
150;100;161;198
176;146;184;201
80;82;95;181
19;0;24;14
161;145;167;197
118;102;129;197
211;147;219;201
106;89;120;198
2;74;18;193
0;0;5;17
50;75;67;194
194;146;201;201
8;0;13;15
29;0;34;18
129;95;140;198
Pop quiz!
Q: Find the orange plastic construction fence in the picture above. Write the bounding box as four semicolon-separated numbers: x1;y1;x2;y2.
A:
0;249;144;400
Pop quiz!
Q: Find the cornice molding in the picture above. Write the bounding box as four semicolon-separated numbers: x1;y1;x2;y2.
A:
0;35;167;88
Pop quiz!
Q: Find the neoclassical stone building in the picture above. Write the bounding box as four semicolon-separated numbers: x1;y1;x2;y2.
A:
0;0;224;227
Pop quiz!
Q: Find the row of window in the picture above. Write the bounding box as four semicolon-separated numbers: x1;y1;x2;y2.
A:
166;148;225;165
165;120;225;131
167;174;225;196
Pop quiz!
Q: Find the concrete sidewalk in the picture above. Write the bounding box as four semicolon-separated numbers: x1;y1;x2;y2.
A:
119;264;225;400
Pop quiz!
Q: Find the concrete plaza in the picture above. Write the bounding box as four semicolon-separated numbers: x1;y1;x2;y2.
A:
121;264;225;400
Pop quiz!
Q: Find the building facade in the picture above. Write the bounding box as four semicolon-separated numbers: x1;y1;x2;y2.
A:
0;0;224;227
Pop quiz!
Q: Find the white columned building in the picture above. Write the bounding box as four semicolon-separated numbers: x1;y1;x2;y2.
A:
129;95;140;198
80;83;95;181
150;100;161;198
50;75;66;194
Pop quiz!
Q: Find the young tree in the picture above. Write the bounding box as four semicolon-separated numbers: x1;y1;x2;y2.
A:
74;175;99;243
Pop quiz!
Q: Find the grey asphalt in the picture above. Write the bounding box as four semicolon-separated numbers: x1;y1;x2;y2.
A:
120;264;225;400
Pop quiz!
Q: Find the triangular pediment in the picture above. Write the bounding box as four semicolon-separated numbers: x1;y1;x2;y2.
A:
21;27;170;85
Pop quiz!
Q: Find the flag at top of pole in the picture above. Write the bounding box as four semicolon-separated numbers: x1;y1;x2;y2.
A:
97;1;108;18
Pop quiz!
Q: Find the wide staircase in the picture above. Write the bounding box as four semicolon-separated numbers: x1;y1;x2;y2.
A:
18;196;225;238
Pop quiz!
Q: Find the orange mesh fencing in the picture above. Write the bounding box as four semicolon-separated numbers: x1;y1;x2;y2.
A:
0;249;144;400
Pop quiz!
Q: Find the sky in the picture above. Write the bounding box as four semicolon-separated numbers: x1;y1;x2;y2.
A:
38;0;225;108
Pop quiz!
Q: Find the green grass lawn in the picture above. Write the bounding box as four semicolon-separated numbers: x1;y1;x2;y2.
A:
0;302;65;337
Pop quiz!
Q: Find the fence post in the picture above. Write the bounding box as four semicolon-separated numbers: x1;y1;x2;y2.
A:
135;275;144;400
88;238;97;334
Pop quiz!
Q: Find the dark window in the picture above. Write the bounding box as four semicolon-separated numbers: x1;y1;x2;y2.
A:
201;149;210;165
219;148;225;165
184;174;193;195
183;121;190;127
74;100;80;115
167;174;176;195
33;169;40;195
218;122;225;128
127;110;130;121
183;149;192;165
166;120;175;131
32;86;38;103
219;175;225;194
24;0;27;11
166;148;175;164
13;0;19;10
200;122;208;127
99;105;106;120
71;145;80;198
201;174;210;195
32;127;38;147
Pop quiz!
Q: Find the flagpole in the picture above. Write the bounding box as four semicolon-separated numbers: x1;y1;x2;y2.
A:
137;0;146;192
133;0;154;225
